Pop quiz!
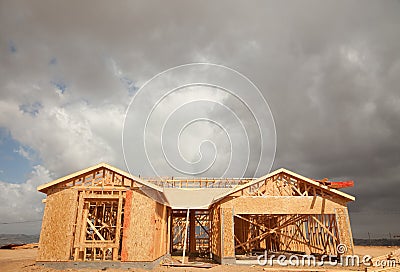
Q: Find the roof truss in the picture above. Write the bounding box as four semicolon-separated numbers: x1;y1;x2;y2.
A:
37;164;355;205
37;163;163;193
212;168;355;204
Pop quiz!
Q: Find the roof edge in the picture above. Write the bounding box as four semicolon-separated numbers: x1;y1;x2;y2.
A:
37;162;163;193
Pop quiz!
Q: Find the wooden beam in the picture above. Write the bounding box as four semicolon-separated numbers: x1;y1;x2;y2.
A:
80;186;127;191
84;194;122;199
182;209;190;264
279;231;325;252
195;216;210;236
86;218;105;241
189;210;196;253
310;215;338;242
113;193;123;260
235;214;267;231
167;209;171;254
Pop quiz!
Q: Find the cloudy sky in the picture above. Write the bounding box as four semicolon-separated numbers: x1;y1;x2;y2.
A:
0;0;399;238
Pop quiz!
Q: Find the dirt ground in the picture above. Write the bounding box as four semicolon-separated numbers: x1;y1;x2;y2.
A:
0;246;399;272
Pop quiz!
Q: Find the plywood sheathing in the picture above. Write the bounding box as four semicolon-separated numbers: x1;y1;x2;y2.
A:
37;189;79;261
153;201;168;259
121;189;168;262
122;189;154;261
221;208;235;258
335;207;354;255
210;204;221;260
210;204;221;259
121;190;133;261
219;196;346;215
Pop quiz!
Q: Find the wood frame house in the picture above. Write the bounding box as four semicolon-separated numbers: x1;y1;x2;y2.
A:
36;163;355;267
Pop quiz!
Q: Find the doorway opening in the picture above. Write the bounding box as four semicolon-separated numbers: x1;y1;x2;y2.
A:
170;209;211;261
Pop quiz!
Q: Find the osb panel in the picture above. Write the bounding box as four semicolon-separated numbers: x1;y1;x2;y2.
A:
121;190;133;261
37;189;78;261
221;196;346;214
122;189;157;262
210;205;221;258
221;208;235;258
335;207;354;255
153;202;168;259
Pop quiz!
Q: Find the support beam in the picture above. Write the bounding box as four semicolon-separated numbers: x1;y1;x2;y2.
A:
189;210;196;254
86;218;105;241
112;193;123;260
167;209;171;254
182;209;190;264
121;190;132;261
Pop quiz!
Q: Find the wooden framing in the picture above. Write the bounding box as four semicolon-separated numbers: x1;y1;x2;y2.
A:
72;190;124;261
170;210;211;257
38;165;169;263
144;177;254;188
213;168;354;203
233;214;340;256
207;170;355;263
37;163;162;194
170;210;188;253
37;164;355;265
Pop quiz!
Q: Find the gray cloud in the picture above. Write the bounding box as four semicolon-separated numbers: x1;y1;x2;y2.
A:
0;0;399;237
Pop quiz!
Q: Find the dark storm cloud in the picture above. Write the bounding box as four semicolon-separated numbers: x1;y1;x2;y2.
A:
0;0;399;236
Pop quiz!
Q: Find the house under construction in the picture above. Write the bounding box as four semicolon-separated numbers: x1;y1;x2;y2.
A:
36;163;355;268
